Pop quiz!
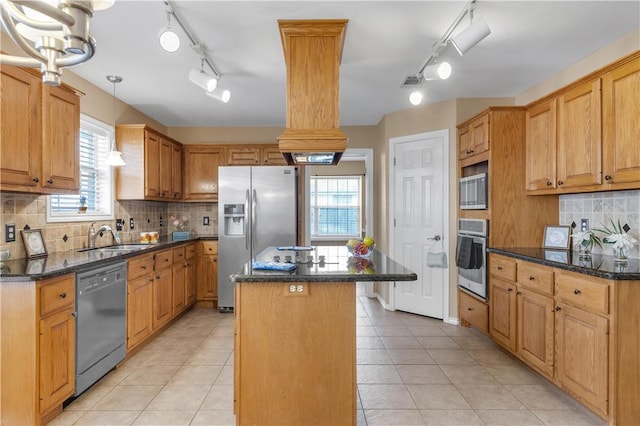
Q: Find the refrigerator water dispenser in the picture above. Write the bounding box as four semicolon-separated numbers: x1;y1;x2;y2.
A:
223;204;245;236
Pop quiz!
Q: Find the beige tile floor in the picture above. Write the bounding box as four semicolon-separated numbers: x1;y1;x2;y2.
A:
52;285;605;426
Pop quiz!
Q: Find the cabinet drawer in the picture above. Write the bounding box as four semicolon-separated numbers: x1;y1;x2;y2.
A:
489;254;516;281
556;271;609;315
517;261;554;296
459;290;489;334
172;246;186;264
200;240;218;255
185;243;197;259
128;253;154;280
154;249;173;271
40;274;75;316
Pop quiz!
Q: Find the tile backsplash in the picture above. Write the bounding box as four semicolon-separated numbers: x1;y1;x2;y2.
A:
0;193;218;260
559;189;640;259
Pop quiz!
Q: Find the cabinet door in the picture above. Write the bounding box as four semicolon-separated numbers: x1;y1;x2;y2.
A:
172;263;186;315
526;99;557;191
152;268;173;330
557;79;602;189
227;147;261;165
457;125;472;160
197;254;218;300
0;65;42;188
185;259;197;306
517;288;554;379
144;132;161;198
470;113;490;156
602;57;640;185
556;303;608;416
489;278;517;352
41;85;80;192
39;309;75;413
262;146;288;165
172;143;183;199
127;275;153;350
183;148;222;200
159;137;173;199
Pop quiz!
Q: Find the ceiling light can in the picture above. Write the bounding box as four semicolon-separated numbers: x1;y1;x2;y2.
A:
450;17;491;56
159;27;180;53
409;91;423;106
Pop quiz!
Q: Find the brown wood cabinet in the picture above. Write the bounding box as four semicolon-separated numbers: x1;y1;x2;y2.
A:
183;146;223;201
185;243;198;306
1;273;76;425
171;246;187;315
235;281;356;424
127;273;154;351
261;145;288;165
458;290;488;334
152;249;173;330
115;125;183;201
517;287;554;379
525;52;640;194
197;241;218;303
458;112;489;160
1;65;80;194
489;276;517;352
225;144;288;166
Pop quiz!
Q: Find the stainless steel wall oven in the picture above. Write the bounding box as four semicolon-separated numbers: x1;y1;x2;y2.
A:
456;219;488;300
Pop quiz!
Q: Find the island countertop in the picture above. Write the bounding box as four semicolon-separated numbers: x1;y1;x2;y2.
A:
231;245;417;283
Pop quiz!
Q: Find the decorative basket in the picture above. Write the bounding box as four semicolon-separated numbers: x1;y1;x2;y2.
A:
172;231;190;241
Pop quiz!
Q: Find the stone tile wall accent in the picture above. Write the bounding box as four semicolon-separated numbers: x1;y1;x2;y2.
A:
0;193;217;260
559;189;640;259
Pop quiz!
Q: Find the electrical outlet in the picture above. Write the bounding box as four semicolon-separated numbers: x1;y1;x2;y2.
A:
203;216;210;226
581;219;589;231
129;218;135;229
5;224;16;242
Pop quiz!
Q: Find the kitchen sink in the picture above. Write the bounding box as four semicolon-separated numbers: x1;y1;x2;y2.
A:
77;244;152;253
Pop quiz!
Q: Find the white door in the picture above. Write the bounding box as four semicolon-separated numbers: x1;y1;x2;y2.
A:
391;130;448;319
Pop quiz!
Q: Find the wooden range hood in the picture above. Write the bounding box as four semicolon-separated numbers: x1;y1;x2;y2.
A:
277;19;348;165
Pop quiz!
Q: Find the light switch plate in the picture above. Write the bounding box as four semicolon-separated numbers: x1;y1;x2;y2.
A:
203;216;210;226
129;218;135;229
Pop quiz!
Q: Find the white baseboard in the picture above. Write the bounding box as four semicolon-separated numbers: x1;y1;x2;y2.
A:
375;293;393;311
445;317;460;325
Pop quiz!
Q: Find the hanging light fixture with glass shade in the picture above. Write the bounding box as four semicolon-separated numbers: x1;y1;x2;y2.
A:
0;0;114;86
105;75;126;167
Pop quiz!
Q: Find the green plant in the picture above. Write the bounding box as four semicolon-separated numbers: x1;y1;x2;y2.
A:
571;229;602;250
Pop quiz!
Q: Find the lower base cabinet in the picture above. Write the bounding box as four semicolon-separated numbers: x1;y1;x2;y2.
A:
458;290;489;334
489;278;517;352
517;288;555;379
197;241;218;304
127;275;154;350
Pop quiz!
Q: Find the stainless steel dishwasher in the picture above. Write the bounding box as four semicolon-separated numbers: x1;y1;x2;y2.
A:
75;260;127;396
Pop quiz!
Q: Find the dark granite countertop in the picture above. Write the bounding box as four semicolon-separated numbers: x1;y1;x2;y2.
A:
0;235;218;282
488;247;640;280
232;246;417;283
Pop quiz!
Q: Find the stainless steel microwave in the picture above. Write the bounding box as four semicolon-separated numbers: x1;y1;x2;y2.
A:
459;173;487;210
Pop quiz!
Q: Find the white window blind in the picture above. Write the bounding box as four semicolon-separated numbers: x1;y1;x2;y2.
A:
47;115;114;222
310;176;362;239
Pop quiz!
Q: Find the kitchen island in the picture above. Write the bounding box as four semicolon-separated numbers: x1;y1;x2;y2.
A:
232;245;416;426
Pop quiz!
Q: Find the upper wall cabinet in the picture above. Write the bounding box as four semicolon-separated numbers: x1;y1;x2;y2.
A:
458;112;489;161
115;125;182;201
183;145;223;201
525;52;640;194
1;65;80;194
225;144;288;166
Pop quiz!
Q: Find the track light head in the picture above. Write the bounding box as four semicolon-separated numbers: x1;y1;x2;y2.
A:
159;8;180;52
207;87;231;103
409;91;423;106
450;17;491;56
422;62;452;80
189;68;218;92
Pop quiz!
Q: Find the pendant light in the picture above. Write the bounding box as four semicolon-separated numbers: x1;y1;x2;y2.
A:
105;75;126;167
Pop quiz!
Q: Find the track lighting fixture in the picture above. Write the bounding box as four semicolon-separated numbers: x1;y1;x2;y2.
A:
105;75;126;167
450;17;491;55
406;0;490;106
189;68;218;92
0;0;114;86
158;6;180;53
206;87;231;103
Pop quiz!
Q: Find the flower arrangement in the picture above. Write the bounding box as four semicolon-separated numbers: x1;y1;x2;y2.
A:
78;195;88;213
169;215;188;231
594;219;637;261
571;229;602;255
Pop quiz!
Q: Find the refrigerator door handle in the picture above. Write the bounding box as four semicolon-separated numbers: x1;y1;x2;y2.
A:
245;189;250;250
252;189;257;251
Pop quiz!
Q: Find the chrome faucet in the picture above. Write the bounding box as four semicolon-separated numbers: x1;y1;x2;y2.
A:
88;222;121;248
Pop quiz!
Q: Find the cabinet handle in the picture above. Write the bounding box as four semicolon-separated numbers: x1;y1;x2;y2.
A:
71;312;77;318
141;265;148;270
605;175;612;181
59;292;67;299
517;291;522;295
156;275;161;279
507;288;513;292
496;266;503;271
555;306;562;312
558;180;564;186
33;176;40;183
467;307;473;311
546;181;552;186
47;178;53;184
529;276;535;281
149;278;154;283
573;288;581;295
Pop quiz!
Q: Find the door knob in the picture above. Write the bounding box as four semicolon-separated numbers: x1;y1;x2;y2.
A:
428;235;441;241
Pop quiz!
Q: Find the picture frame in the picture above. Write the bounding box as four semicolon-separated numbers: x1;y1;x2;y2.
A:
542;225;571;250
21;229;48;258
543;249;569;264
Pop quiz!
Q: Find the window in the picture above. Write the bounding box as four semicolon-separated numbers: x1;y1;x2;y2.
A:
47;115;114;222
310;176;361;239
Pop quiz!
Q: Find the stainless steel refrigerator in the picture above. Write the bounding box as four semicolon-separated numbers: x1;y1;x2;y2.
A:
217;166;297;311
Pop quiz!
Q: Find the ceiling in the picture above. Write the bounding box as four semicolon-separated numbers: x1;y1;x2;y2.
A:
64;1;640;127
